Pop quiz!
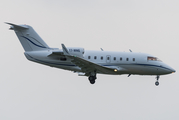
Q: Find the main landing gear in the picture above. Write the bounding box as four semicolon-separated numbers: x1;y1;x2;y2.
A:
155;75;160;86
88;72;97;84
88;76;96;84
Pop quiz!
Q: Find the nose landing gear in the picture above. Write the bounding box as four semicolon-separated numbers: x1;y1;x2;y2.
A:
155;75;160;86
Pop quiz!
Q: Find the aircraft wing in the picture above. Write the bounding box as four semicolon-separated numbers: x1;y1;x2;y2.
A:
48;44;126;75
60;44;126;75
68;55;125;74
48;50;117;74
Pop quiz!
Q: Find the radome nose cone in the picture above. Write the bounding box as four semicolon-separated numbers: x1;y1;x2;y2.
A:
170;67;176;73
172;69;176;73
165;64;176;74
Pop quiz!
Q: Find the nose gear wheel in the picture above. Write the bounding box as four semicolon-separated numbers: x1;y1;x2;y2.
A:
155;75;160;86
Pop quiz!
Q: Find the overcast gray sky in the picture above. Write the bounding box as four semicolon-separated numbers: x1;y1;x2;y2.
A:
0;0;179;120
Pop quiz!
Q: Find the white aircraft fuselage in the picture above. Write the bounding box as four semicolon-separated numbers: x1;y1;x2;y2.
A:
6;22;175;86
25;50;174;75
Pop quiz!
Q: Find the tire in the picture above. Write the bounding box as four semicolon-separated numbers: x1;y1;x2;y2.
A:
155;81;159;86
90;80;95;84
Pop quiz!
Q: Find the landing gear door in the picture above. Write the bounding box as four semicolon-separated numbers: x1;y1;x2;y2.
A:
106;55;111;63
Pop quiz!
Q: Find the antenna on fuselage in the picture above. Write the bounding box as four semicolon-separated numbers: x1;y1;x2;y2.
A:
129;49;132;52
100;48;104;51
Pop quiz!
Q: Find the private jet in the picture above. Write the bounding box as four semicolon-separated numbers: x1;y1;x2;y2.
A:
6;22;176;86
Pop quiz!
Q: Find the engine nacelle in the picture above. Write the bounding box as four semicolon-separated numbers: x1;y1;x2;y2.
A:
67;47;85;58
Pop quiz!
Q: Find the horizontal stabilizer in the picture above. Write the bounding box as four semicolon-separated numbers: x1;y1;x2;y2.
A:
5;22;28;30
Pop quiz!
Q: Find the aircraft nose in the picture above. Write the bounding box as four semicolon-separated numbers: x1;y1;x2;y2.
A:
162;63;176;74
168;67;176;74
171;68;176;73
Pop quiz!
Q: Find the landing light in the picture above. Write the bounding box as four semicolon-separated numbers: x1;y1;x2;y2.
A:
114;69;118;72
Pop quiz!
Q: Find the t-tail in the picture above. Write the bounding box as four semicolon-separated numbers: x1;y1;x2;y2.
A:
6;22;50;51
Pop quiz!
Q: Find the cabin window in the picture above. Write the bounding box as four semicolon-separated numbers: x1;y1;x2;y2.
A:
133;58;135;61
114;57;116;60
101;56;103;60
147;56;161;61
88;56;91;59
126;58;129;61
120;57;122;61
94;56;97;59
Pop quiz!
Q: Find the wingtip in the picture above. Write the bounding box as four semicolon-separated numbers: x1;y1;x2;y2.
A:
61;43;70;55
5;22;13;25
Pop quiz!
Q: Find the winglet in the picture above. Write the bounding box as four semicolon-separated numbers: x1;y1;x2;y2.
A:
61;44;70;55
5;22;28;30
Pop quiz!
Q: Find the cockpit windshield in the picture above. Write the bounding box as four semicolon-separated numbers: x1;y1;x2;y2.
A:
147;56;162;62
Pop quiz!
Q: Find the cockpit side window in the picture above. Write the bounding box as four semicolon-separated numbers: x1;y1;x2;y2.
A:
147;56;162;62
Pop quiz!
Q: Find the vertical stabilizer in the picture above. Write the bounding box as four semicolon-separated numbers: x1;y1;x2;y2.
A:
6;22;50;51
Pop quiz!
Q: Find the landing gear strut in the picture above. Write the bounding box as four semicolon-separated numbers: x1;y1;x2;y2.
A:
155;75;160;86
